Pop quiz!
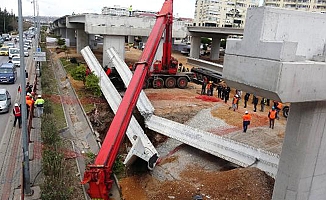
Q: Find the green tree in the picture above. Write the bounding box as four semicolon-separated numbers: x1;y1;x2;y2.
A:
85;72;102;97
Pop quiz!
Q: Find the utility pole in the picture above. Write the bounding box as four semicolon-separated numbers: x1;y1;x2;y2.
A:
3;10;6;33
18;0;32;196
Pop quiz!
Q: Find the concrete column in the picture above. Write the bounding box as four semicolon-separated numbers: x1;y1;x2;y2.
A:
190;36;201;59
76;29;89;53
272;101;326;200
88;34;97;49
60;28;67;38
103;35;125;68
128;36;134;43
210;37;221;60
55;29;60;37
66;29;76;46
142;36;148;43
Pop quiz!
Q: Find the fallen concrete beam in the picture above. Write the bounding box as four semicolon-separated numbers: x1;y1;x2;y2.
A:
81;46;158;169
106;48;154;118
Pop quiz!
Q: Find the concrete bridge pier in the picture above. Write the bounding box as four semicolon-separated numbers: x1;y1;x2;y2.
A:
60;28;67;38
76;29;89;53
190;36;201;59
210;37;222;60
128;36;134;44
273;101;326;200
103;35;125;68
66;29;76;46
223;7;326;200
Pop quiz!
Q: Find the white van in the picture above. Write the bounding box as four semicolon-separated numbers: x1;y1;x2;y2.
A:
8;48;20;59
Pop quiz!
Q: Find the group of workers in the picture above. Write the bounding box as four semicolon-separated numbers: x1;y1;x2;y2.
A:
201;77;284;133
13;82;45;129
241;94;283;132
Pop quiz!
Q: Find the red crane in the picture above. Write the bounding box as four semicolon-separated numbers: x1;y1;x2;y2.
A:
81;1;176;199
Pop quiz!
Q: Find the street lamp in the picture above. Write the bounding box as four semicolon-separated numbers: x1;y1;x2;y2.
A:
18;0;32;196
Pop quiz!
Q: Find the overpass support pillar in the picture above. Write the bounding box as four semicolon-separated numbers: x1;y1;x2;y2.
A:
76;29;89;53
190;36;201;59
66;29;76;46
154;39;164;62
103;35;125;68
60;28;67;38
272;102;326;200
128;36;134;44
223;7;326;200
210;37;222;60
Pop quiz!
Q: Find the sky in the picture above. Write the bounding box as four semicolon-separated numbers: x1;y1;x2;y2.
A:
1;0;196;18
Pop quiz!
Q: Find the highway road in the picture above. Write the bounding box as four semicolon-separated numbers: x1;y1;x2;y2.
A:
0;41;33;141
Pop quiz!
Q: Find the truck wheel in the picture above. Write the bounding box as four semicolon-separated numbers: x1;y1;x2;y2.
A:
165;77;176;88
153;78;164;89
283;106;290;118
177;77;188;89
143;80;149;89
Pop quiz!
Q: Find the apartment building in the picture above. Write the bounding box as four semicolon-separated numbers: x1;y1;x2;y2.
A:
264;0;326;12
193;0;326;28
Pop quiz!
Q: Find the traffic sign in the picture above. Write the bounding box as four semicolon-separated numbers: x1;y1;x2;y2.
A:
33;52;46;57
37;47;41;52
33;57;46;61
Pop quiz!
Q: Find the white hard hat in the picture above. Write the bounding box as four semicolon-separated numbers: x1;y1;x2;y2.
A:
245;111;248;114
235;94;239;97
15;103;19;107
38;94;42;98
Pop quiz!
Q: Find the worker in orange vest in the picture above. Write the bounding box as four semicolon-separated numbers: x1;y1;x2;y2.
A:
13;103;22;128
229;94;239;111
268;106;277;129
276;102;283;120
242;110;251;133
26;96;34;118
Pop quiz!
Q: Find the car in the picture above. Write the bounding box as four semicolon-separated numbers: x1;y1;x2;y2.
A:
6;43;15;48
0;47;9;56
24;49;29;57
0;62;17;84
11;57;21;67
0;88;11;113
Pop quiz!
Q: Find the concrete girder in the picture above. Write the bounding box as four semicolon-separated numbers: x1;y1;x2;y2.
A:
81;46;158;168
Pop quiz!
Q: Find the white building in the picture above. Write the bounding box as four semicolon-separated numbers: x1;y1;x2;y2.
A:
193;0;326;28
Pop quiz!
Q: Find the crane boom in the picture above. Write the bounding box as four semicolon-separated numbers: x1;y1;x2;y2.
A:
81;1;175;199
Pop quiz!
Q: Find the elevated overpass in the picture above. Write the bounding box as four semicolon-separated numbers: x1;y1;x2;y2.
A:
52;14;187;67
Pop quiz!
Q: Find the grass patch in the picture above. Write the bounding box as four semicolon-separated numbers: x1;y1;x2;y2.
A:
41;50;66;129
82;103;95;113
52;102;67;130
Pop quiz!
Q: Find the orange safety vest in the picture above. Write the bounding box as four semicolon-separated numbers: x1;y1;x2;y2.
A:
243;114;251;121
232;96;238;104
277;102;283;110
26;99;34;109
206;83;212;89
14;106;21;117
269;110;277;119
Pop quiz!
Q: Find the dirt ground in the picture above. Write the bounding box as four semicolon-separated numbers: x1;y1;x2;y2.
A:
58;47;286;200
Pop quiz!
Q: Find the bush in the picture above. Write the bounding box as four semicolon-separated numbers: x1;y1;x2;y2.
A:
57;38;66;46
41;114;60;145
71;64;86;81
85;73;102;97
43;100;53;114
70;57;77;64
